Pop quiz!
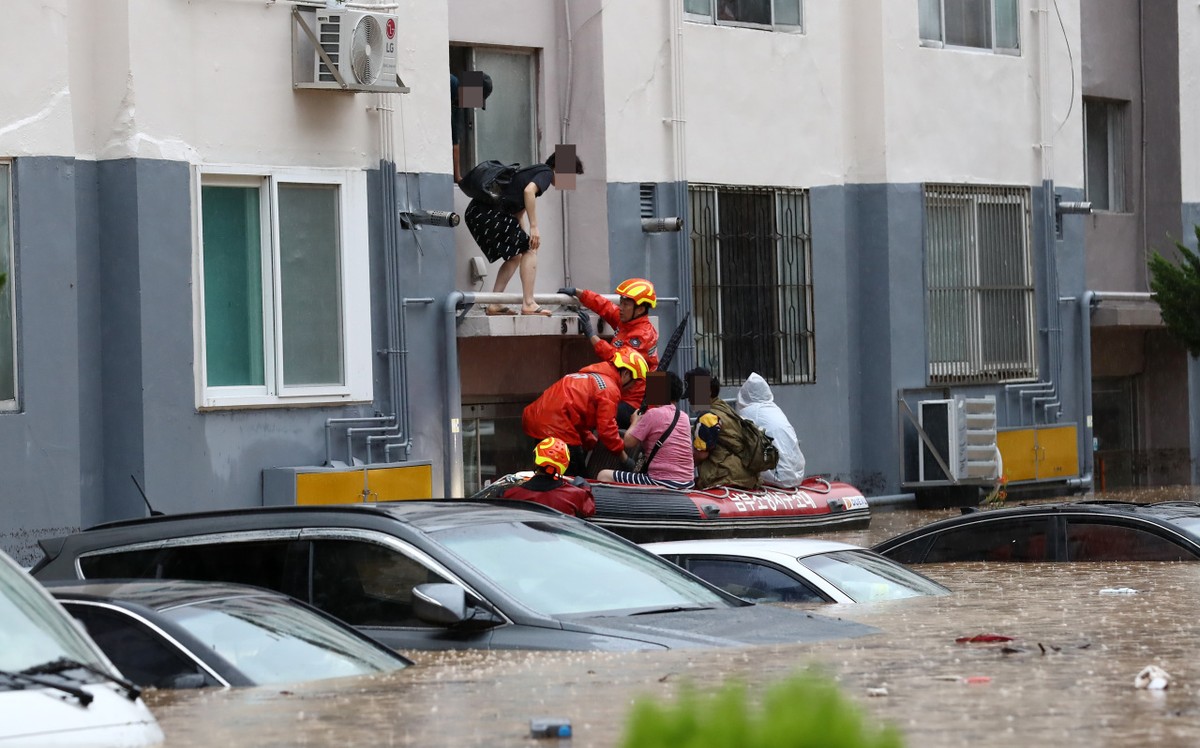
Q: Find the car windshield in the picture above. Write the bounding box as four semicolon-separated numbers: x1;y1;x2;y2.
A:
433;520;734;616
0;554;108;675
800;550;950;602
161;596;408;685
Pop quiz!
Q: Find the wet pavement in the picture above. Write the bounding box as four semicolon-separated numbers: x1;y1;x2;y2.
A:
145;487;1200;747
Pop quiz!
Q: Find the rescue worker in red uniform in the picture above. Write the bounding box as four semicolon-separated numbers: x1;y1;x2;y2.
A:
558;278;660;427
501;437;596;518
521;349;649;476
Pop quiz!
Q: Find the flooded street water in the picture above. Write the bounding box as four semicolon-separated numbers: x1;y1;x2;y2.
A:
145;488;1200;747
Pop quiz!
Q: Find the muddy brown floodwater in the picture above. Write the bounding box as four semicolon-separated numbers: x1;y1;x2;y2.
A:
145;487;1200;747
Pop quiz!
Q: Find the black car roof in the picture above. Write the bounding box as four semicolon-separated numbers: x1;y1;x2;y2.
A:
873;500;1200;550
84;499;564;534
44;578;289;610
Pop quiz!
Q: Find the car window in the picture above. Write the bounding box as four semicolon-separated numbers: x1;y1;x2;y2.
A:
1064;520;1198;561
310;540;451;627
799;551;949;602
81;540;309;599
0;556;107;675
678;557;828;604
64;604;218;689
433;520;734;616
923;516;1053;562
161;595;409;685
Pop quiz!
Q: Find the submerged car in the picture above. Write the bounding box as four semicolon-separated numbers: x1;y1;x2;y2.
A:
644;538;950;604
0;549;163;747
47;579;412;689
31;500;876;652
873;501;1200;563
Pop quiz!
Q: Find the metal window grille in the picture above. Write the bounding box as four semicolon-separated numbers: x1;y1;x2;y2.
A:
924;184;1037;384
689;184;814;386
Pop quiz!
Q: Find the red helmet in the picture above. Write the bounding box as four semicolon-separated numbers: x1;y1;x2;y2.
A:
533;437;570;476
614;278;657;308
612;349;649;380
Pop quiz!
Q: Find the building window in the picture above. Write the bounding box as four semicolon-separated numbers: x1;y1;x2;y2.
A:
924;184;1037;384
1084;98;1130;212
919;0;1020;53
449;46;537;181
196;167;372;408
0;162;14;410
686;0;803;31
689;185;814;386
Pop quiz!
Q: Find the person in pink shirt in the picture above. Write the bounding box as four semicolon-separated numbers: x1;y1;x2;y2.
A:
596;371;694;490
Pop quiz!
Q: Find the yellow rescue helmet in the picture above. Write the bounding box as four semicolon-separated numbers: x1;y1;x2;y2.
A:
614;278;657;308
612;349;649;380
533;437;571;476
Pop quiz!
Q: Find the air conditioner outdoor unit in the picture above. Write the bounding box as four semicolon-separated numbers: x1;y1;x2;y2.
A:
292;8;407;93
917;396;999;482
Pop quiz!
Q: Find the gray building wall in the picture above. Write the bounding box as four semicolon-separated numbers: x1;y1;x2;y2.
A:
0;159;459;562
1080;0;1182;290
606;180;1089;497
2;158;91;565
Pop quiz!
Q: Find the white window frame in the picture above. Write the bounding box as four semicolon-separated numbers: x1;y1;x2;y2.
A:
0;159;15;412
919;0;1020;55
685;0;804;33
193;165;372;410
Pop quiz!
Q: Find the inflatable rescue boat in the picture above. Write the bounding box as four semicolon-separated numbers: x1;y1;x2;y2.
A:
479;474;870;543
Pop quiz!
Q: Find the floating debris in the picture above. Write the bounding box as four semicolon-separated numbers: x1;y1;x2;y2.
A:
956;633;1015;644
1099;588;1139;596
1133;666;1170;691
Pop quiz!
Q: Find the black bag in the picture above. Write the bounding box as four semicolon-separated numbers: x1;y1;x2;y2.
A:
458;160;521;211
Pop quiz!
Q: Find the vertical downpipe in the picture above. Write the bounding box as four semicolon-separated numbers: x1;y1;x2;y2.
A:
668;0;694;373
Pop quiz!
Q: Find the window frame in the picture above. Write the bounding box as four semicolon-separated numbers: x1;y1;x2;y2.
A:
918;0;1021;55
688;183;816;387
193;164;372;410
684;0;805;33
923;183;1037;385
449;44;539;177
1083;97;1130;213
0;159;16;412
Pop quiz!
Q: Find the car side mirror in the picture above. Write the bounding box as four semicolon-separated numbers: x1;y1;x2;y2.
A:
413;583;501;630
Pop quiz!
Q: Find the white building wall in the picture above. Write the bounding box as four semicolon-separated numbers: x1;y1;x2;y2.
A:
6;0;449;173
4;0;76;156
448;0;609;294
595;1;1084;191
1181;0;1200;203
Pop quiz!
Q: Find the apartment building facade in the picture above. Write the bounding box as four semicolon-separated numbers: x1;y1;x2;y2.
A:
1;0;1195;563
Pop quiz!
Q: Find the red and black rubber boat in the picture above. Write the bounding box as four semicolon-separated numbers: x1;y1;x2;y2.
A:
478;474;870;543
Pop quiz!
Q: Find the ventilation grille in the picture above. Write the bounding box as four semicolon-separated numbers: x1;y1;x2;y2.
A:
639;184;656;219
317;15;341;81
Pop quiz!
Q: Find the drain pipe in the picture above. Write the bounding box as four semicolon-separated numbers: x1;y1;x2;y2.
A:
444;291;467;498
1069;291;1096;492
667;0;694;374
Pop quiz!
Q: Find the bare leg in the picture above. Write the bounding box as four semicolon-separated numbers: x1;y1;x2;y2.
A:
518;248;539;312
487;256;521;314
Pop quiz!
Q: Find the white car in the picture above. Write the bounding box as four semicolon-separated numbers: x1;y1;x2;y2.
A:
0;549;163;747
643;538;951;604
